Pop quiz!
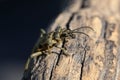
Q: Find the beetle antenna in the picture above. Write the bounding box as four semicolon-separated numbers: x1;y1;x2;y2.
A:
72;26;94;32
72;31;90;37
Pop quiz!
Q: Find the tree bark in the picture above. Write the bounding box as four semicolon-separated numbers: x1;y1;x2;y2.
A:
22;0;120;80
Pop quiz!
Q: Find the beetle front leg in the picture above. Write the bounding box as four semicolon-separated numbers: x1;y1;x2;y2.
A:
24;52;43;70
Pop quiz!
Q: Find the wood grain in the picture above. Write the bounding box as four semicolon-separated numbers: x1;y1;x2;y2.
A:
22;0;120;80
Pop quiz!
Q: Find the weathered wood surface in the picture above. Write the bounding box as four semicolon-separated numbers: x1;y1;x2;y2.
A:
22;0;120;80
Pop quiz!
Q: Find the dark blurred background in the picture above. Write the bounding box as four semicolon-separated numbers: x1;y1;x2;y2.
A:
0;0;64;80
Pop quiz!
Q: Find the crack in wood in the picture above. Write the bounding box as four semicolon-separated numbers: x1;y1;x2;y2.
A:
80;45;87;80
96;20;107;45
49;64;55;80
81;0;90;8
115;46;120;80
106;23;116;39
66;12;76;29
98;22;117;80
55;12;76;66
104;40;115;79
41;64;47;80
32;59;46;80
49;56;58;80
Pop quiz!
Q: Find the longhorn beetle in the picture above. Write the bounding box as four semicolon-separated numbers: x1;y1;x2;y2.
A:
25;26;94;70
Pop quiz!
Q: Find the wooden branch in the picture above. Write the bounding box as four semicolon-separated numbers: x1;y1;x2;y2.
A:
22;0;120;80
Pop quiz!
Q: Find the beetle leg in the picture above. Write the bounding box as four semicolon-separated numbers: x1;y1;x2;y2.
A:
24;52;43;70
55;46;70;56
30;52;43;58
24;57;30;70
